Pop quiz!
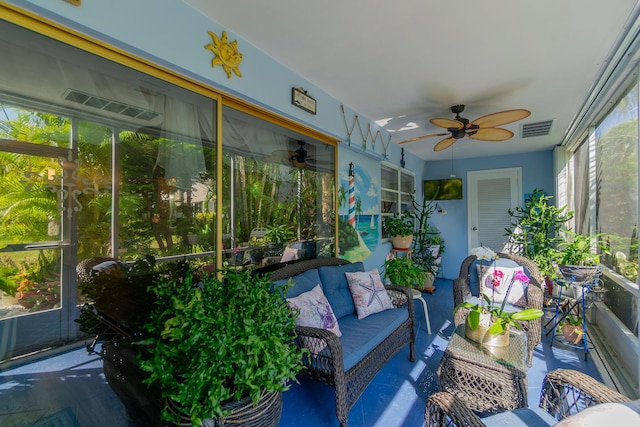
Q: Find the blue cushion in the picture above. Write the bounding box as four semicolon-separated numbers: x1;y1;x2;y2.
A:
481;407;556;427
337;308;408;371
317;262;364;319
273;268;323;298
469;258;532;296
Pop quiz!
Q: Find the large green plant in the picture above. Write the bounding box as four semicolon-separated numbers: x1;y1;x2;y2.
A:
558;231;606;266
505;189;573;278
382;255;426;288
138;268;305;425
410;193;445;275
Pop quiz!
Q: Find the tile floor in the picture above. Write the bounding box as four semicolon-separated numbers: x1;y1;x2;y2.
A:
0;279;602;426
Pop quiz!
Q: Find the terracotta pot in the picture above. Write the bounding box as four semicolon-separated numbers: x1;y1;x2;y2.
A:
390;235;413;250
416;272;436;291
561;324;584;345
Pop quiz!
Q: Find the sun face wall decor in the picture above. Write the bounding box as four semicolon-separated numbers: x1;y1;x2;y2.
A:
204;31;243;79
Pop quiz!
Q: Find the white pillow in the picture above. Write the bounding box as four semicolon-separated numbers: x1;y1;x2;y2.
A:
345;268;394;319
287;284;341;354
477;265;529;307
555;399;640;426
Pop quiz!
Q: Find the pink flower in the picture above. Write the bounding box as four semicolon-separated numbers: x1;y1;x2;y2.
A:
491;270;504;288
514;270;530;284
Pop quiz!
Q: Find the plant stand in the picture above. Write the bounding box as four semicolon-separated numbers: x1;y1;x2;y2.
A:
546;265;602;361
411;289;432;334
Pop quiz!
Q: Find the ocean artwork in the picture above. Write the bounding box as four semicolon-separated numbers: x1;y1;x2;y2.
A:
339;160;379;262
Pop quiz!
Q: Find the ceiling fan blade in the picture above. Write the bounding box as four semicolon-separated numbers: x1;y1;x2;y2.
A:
397;132;449;145
433;137;457;152
468;127;514;141
470;109;531;128
430;118;465;129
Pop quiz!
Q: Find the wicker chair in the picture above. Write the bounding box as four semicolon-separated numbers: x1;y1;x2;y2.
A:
453;252;544;365
425;369;632;426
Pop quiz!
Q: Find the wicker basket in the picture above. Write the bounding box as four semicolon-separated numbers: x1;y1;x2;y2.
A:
166;390;283;427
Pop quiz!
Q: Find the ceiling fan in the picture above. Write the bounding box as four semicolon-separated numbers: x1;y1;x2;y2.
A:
289;140;311;169
398;105;531;151
268;140;315;169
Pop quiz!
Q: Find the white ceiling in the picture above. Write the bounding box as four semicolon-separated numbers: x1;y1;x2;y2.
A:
184;0;639;161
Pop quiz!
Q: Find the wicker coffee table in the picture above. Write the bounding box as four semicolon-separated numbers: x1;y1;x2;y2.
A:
437;324;528;414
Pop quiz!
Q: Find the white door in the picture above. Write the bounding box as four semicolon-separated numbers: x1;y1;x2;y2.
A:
467;168;522;253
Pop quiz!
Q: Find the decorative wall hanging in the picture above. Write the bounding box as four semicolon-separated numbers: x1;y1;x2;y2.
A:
204;31;243;79
340;105;391;158
292;88;316;114
338;155;379;262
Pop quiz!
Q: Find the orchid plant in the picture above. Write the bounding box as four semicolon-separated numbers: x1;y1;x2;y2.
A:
456;246;544;335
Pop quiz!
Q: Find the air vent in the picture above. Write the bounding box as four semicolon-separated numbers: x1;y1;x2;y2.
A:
521;120;553;138
63;89;160;121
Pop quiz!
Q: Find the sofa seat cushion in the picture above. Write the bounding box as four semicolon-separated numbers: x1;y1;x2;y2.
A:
338;308;408;371
318;262;364;319
481;406;556;427
273;268;323;298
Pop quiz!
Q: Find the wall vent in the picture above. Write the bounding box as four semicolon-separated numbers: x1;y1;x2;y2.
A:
521;120;553;138
63;89;160;121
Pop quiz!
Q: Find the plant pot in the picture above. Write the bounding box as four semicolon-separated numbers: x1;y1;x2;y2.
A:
415;272;436;292
465;317;510;347
167;390;283;427
561;324;584;345
390;235;413;250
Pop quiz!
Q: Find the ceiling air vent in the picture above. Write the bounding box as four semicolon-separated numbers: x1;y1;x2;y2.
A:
520;120;553;138
63;89;160;121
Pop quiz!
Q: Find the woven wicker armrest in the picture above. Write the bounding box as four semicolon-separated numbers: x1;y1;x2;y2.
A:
425;391;486;427
384;285;413;308
295;325;345;372
539;369;632;420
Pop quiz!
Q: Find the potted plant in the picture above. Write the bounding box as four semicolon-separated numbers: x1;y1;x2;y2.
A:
137;267;305;426
265;223;295;255
455;247;544;347
382;255;426;288
410;193;445;291
556;315;584;345
556;231;606;297
456;294;544;347
505;188;574;292
384;212;415;250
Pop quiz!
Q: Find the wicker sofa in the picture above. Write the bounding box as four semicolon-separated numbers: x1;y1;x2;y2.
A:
452;252;544;365
259;257;416;427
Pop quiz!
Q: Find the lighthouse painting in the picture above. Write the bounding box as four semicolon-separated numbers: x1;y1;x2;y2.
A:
339;156;379;261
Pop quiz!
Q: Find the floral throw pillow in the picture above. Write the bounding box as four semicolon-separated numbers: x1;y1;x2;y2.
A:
345;268;394;319
287;284;341;354
477;265;530;307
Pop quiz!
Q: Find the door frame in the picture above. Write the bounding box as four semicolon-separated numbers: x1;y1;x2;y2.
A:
467;167;522;253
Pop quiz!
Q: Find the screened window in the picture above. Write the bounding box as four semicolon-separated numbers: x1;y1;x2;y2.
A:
380;162;415;237
595;83;639;283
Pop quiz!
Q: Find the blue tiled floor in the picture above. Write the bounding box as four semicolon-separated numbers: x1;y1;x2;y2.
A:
0;278;602;426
